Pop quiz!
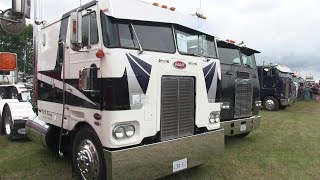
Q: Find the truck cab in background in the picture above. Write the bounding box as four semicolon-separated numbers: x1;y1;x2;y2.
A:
258;64;294;111
217;40;261;137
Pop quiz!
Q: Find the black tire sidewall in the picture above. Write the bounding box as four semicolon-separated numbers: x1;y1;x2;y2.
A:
73;126;106;180
263;96;279;111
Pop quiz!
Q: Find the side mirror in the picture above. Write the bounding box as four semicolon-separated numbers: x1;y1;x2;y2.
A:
12;0;31;19
79;67;99;92
70;11;82;51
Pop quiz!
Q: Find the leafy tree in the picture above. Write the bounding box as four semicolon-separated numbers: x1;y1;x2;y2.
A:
0;24;33;75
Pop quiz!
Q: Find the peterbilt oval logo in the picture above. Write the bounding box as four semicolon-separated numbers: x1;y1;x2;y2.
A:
173;61;186;69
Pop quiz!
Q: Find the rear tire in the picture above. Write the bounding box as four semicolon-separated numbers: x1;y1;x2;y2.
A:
263;96;279;111
236;132;251;138
0;87;6;99
10;88;18;99
73;126;106;180
2;105;14;140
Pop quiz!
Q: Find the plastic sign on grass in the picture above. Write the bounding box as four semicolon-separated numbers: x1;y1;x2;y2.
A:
0;52;17;71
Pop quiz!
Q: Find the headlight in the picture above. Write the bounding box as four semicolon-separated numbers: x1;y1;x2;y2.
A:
113;126;125;139
255;101;262;107
221;102;230;110
125;125;135;137
209;112;220;124
113;124;136;139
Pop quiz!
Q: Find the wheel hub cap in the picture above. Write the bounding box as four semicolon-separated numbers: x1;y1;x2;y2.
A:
265;100;274;109
76;139;100;179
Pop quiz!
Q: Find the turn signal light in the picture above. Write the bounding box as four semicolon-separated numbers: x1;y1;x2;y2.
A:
226;39;236;44
0;52;17;71
96;49;104;58
72;20;77;34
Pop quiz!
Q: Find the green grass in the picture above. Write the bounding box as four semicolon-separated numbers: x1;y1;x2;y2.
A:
1;101;320;179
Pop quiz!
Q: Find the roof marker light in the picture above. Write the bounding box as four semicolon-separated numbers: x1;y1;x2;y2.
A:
226;39;236;44
153;2;159;6
161;5;168;9
169;7;176;11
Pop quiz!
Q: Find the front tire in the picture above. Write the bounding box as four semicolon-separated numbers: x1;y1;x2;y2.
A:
73;126;106;180
263;96;279;111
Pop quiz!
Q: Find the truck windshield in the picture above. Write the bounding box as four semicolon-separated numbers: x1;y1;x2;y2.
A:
217;47;241;65
241;54;257;69
175;25;217;58
101;13;175;53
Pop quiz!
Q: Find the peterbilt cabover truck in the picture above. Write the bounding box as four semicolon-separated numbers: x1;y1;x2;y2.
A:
257;64;294;111
217;40;261;137
1;0;224;179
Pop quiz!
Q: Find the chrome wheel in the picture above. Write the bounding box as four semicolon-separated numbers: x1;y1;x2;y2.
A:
265;99;274;110
76;139;100;180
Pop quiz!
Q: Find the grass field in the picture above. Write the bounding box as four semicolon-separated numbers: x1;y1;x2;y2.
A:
1;101;320;179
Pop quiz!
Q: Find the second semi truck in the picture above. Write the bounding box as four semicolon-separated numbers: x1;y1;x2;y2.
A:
217;40;261;137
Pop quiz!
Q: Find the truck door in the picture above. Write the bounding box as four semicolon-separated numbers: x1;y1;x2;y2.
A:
261;67;276;89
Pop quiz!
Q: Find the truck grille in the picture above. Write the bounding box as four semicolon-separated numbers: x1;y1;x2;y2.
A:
160;76;195;141
234;79;253;118
285;80;290;98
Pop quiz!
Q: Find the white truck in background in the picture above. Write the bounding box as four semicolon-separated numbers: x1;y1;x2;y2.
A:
0;1;34;140
1;0;224;179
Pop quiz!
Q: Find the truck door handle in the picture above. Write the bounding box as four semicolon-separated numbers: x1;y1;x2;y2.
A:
188;62;197;65
159;59;169;63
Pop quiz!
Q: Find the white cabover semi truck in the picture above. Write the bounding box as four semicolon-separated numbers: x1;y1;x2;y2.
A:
2;0;224;179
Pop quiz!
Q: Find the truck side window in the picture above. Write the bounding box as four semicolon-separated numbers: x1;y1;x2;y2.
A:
263;68;274;77
82;12;99;47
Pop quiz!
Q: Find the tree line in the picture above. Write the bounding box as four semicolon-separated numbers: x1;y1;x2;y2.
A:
0;24;33;75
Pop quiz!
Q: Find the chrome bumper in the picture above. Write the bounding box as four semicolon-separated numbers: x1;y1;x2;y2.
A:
280;98;293;106
103;129;224;180
221;116;261;136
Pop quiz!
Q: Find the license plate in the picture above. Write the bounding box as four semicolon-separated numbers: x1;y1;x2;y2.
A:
240;124;246;131
173;158;187;173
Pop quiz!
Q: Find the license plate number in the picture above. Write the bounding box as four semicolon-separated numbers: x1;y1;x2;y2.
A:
173;158;187;172
240;124;246;131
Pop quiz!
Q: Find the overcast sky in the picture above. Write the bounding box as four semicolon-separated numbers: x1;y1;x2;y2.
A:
1;0;319;81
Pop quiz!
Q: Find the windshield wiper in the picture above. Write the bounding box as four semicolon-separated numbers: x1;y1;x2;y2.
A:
129;23;144;55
